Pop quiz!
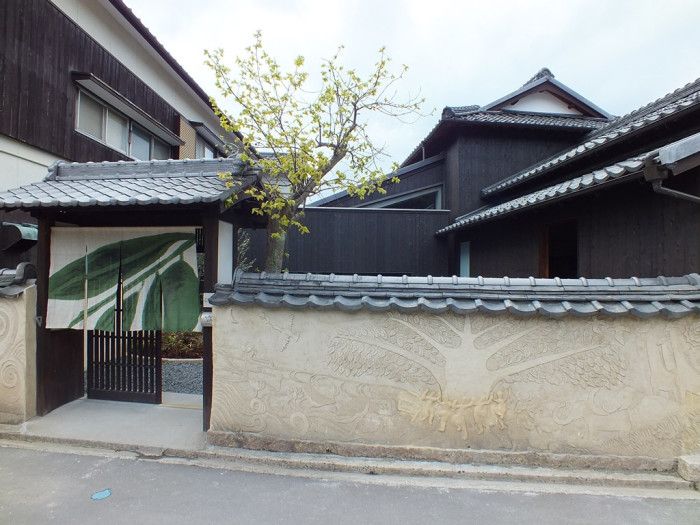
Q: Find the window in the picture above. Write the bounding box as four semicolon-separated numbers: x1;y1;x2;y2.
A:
76;91;171;160
359;186;442;210
459;242;470;277
195;135;216;159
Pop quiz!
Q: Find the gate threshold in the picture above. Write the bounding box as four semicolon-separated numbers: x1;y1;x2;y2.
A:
162;392;203;409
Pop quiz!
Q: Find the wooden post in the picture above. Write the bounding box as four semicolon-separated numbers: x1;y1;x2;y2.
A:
201;211;219;431
35;214;84;415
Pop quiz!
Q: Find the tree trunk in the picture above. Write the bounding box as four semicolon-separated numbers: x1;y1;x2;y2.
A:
263;217;287;273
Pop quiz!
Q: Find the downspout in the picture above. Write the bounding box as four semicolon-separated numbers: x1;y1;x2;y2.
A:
644;150;700;204
650;179;700;204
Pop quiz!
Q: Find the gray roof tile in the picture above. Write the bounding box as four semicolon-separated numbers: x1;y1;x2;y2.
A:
481;77;700;197
441;109;608;130
437;155;646;234
0;158;260;210
209;270;700;319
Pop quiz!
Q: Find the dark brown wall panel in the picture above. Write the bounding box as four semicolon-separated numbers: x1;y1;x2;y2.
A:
1;0;178;163
458;176;700;279
246;208;450;276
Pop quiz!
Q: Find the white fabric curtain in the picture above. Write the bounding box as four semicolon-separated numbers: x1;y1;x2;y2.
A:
47;227;200;332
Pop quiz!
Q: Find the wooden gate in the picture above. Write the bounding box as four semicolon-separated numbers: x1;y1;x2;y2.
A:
86;285;162;403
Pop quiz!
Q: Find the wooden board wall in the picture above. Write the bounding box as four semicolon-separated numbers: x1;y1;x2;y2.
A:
1;0;178;163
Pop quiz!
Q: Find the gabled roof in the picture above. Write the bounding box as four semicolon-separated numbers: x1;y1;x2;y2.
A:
438;155;647;234
481;76;700;198
0;158;259;210
480;68;612;118
209;269;700;319
402;69;611;167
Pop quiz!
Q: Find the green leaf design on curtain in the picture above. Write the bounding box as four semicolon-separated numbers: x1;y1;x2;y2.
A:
49;233;195;301
120;233;194;285
121;291;139;331
49;232;199;333
161;260;200;332
142;275;163;332
48;254;88;301
94;306;115;332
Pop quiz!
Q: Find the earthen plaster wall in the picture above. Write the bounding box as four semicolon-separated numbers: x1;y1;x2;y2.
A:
211;305;700;460
0;285;36;424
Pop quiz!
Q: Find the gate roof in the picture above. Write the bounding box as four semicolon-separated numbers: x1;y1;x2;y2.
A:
0;158;259;209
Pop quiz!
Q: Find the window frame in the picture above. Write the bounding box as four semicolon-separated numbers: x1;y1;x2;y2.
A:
75;89;172;161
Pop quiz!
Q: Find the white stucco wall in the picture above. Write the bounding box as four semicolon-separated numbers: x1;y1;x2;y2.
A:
0;136;68;190
508;91;583;115
0;285;37;424
211;305;700;461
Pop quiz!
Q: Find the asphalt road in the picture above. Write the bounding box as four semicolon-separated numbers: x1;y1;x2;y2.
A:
0;444;698;525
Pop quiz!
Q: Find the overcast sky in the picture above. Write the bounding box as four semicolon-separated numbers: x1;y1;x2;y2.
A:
127;0;700;170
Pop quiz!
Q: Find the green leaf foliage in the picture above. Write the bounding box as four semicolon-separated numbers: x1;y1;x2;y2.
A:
205;32;426;271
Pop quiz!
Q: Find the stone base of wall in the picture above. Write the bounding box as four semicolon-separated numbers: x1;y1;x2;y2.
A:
207;429;676;472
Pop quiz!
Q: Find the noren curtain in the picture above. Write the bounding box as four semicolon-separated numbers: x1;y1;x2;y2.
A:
47;227;200;332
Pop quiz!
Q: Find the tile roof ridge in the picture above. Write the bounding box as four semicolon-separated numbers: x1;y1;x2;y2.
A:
589;76;700;138
480;79;700;198
442;105;480;118
522;67;554;86
209;270;700;318
53;157;250;181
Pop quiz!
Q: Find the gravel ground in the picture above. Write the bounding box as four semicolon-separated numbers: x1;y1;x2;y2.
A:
163;360;203;394
84;360;203;395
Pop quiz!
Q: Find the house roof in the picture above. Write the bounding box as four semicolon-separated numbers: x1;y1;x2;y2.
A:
438;155;646;234
481;76;700;198
101;1;246;146
479;68;612;119
209;269;700;319
441;108;608;130
402;69;611;167
0;158;259;210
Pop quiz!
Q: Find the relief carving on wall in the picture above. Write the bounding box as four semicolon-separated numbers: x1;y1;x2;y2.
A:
211;343;427;443
0;299;26;416
213;307;700;457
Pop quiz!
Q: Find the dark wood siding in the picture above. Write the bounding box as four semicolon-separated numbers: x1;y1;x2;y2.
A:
1;0;178;163
448;127;586;219
460;173;700;278
245;208;450;276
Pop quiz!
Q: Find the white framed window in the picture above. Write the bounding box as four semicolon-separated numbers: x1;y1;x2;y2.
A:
76;90;171;160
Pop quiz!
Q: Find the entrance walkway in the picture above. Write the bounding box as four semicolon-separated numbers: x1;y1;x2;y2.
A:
1;397;698;497
1;396;207;451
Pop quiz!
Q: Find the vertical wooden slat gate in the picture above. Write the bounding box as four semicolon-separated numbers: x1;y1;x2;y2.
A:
86;281;162;404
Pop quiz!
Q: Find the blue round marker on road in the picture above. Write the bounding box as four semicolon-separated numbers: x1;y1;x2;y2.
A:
91;489;111;500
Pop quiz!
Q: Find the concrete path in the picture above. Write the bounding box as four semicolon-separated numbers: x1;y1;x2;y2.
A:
0;395;207;451
1;443;699;525
0;397;698;505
